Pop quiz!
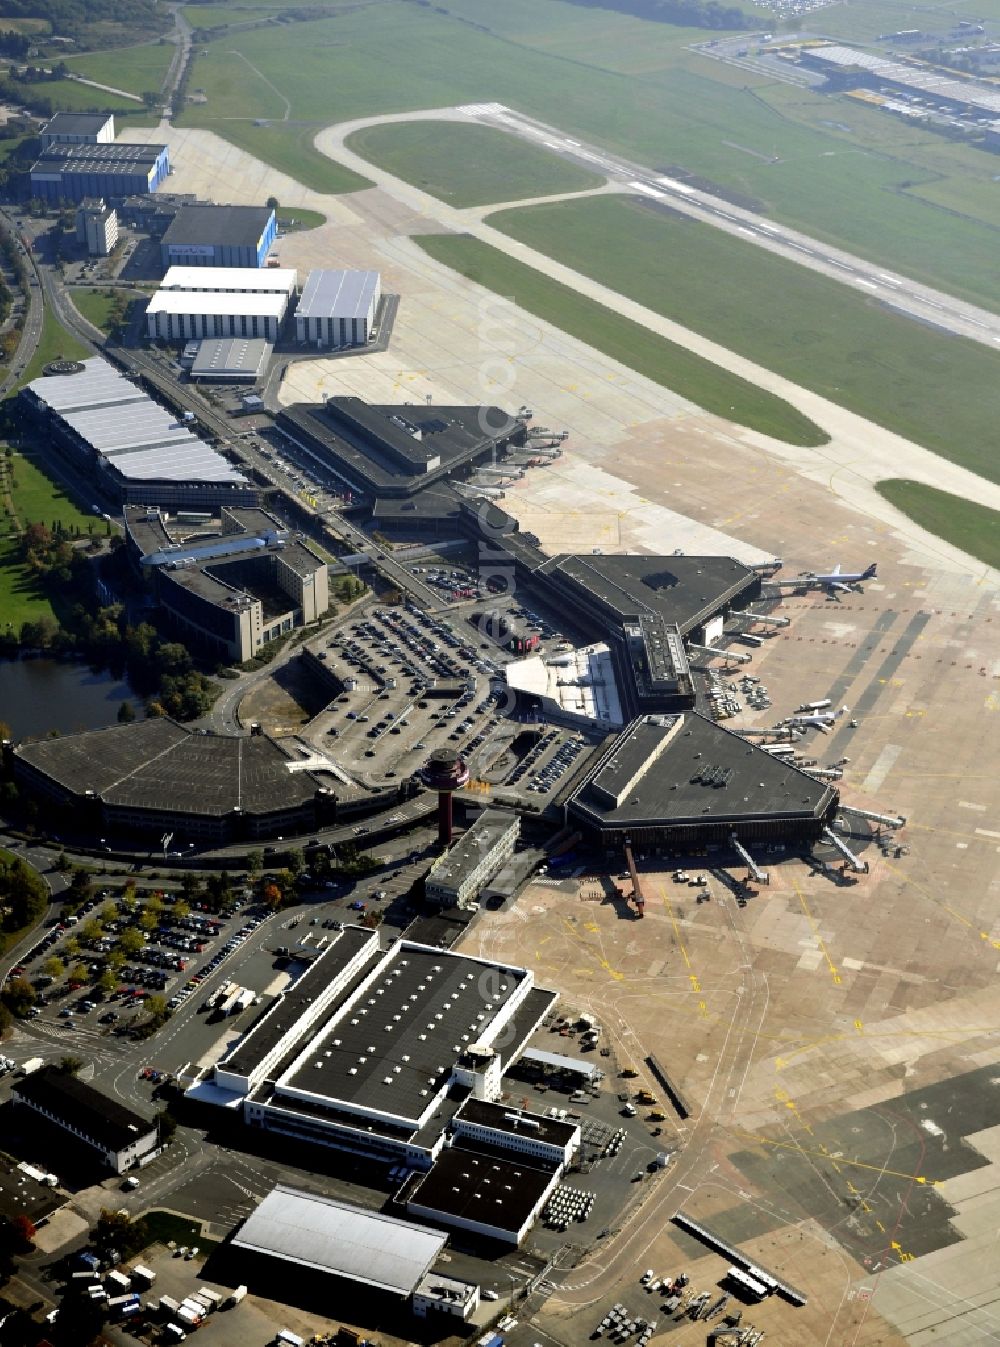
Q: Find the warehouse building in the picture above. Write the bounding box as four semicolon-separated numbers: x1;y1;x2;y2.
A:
40;111;116;148
188;336;271;383
30;140;170;203
159;265;297;296
75;197;119;256
232;1185;480;1319
159;204;276;270
12;1067;158;1174
21;356;255;510
203;929;557;1175
145;289;289;342
10;717;342;843
125;504;329;661
295;268;381;347
425;809;521;909
566;712;839;849
407;1148;562;1247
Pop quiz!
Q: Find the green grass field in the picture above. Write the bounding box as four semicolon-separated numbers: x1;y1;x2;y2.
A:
346;121;605;207
276;206;326;231
193;119;369;195
16;77;144;114
0;535;56;629
16;312;89;392
68;288;120;336
64;39;174;99
9;449;93;533
416;232;825;447
178;0;1000;310
876;480;1000;571
488;194;1000;483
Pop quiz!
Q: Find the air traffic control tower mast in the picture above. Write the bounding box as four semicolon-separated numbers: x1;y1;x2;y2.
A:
422;747;469;847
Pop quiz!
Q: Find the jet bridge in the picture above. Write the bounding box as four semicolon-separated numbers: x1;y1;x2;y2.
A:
821;826;869;874
838;804;906;830
687;643;752;665
730;834;769;886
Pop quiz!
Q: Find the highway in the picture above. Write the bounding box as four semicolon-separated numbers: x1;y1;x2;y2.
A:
451;102;1000;349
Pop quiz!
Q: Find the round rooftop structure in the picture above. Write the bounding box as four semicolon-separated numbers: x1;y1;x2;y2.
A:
422;748;470;792
43;359;85;377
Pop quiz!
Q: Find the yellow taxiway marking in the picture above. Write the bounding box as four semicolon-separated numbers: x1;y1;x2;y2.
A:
735;1131;941;1185
792;878;841;985
655;882;708;1017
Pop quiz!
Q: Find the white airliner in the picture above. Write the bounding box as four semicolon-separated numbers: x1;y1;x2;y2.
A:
779;706;848;734
799;563;877;594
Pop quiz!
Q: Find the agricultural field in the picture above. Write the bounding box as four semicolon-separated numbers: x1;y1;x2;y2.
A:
346;121;605;207
178;0;1000;311
415;232;826;448
64;38;174;99
488;193;1000;483
875;480;1000;570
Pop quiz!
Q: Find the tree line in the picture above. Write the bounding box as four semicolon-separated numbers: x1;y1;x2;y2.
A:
558;0;753;29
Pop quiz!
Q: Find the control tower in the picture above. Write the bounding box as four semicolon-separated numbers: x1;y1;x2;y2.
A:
422;747;469;847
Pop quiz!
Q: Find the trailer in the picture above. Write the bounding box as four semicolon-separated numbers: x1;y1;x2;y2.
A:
196;1288;222;1312
218;987;243;1017
232;989;256;1016
17;1057;44;1076
159;1295;181;1316
131;1263;156;1284
223;1285;247;1308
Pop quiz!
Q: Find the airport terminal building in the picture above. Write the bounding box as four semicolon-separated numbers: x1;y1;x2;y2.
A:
566;713;839;849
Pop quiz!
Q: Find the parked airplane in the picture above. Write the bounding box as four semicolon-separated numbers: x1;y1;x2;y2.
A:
798;563;877;594
778;706;848;734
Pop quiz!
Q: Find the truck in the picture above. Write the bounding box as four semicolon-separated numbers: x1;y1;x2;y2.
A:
75;1251;101;1272
218;987;242;1018
196;1288;221;1312
223;1285;247;1309
159;1295;181;1316
131;1263;156;1284
17;1057;44;1076
232;988;255;1016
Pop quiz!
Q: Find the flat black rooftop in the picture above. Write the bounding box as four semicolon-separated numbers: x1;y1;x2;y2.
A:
43;112;114;135
221;927;380;1079
0;1163;65;1226
162;204;273;248
14;1067;154;1153
34;142;165;165
568;713;835;830
539;553;756;637
278;401;521;497
456;1098;577;1148
15;719;331;818
408;1145;553;1234
280;944;528;1122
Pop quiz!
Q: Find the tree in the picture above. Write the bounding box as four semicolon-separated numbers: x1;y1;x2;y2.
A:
119;928;143;956
285;848;304;878
137;908;157;931
63;935;81;958
172;898;190;920
262;881;283;911
43;955;64;979
94;1207;149;1260
247;849;263;879
117;700;135;724
80;918;103;945
266;195;279;210
107;949;125;971
98;968;117;995
157;1108;177;1144
58;1055;83;1075
0;977;35;1018
69;961;89;984
67;866;91;903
